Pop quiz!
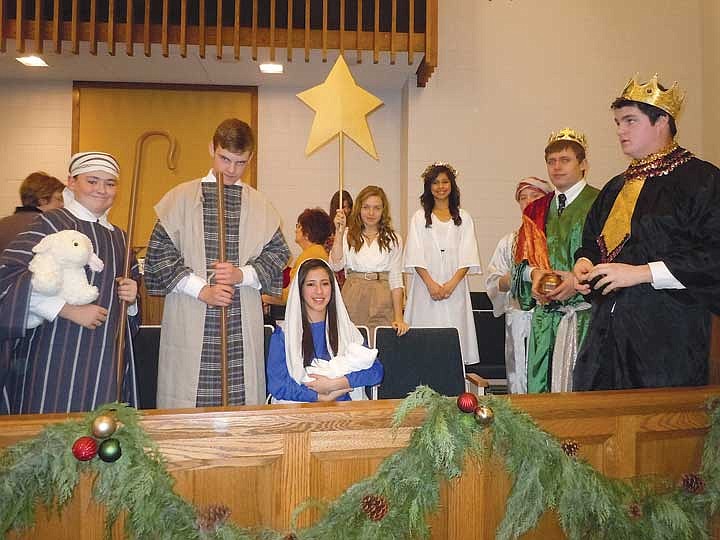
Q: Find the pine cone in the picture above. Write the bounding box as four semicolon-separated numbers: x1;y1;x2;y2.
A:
709;397;720;412
196;504;231;533
561;440;580;458
680;473;705;494
282;534;298;540
628;502;643;520
361;494;389;522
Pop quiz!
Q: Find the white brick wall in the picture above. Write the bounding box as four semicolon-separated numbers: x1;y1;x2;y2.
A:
0;81;72;215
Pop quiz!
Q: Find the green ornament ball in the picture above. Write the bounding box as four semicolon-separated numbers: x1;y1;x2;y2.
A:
98;438;122;463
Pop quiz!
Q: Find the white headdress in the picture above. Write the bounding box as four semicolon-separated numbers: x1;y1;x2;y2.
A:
284;258;367;385
68;152;120;179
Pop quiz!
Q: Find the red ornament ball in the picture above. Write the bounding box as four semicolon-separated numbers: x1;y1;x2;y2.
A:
456;392;478;413
72;436;98;461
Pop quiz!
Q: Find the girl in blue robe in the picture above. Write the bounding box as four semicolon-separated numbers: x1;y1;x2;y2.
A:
266;258;383;403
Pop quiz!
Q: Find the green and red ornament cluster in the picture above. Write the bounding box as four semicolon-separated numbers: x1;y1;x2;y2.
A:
2;388;720;539
71;414;122;463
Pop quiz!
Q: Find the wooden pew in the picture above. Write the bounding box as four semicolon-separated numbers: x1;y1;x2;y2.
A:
2;386;718;539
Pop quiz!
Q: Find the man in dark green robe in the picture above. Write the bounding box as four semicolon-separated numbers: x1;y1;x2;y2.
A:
573;75;720;390
511;128;599;393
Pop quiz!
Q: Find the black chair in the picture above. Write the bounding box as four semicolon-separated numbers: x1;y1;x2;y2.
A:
133;325;161;409
269;304;286;323
356;325;369;345
468;292;508;387
134;324;278;409
373;326;469;399
263;324;275;363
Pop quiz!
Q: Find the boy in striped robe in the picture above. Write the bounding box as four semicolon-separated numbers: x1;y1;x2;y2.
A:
0;152;139;414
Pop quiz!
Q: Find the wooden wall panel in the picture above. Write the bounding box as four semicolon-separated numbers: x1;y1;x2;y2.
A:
1;387;719;540
636;429;706;478
710;315;720;384
185;464;280;526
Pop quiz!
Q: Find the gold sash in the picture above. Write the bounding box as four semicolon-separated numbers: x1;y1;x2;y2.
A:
599;143;691;261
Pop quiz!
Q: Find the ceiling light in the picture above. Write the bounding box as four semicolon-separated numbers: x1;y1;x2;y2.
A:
259;63;283;74
16;55;48;67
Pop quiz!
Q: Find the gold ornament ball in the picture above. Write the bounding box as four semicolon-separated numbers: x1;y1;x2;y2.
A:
91;414;117;439
474;405;495;426
539;272;562;294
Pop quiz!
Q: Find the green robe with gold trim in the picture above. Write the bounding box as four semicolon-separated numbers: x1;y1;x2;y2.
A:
511;184;599;393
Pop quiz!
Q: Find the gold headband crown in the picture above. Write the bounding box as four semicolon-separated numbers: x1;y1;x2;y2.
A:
422;161;458;180
620;73;684;119
546;127;588;152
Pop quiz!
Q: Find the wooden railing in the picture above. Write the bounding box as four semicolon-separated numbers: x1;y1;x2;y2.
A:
1;386;719;538
0;0;438;86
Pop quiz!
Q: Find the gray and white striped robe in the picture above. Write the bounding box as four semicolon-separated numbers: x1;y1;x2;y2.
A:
0;209;139;414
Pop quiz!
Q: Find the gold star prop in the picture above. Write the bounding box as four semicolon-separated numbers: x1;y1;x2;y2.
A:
297;55;383;159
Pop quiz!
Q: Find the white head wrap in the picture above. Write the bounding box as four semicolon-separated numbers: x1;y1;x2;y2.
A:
515;176;553;201
284;258;368;387
68;152;120;179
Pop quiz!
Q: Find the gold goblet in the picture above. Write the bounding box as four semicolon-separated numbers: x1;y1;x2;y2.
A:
539;272;563;295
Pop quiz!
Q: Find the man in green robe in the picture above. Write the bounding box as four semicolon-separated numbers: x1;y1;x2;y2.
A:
511;128;599;392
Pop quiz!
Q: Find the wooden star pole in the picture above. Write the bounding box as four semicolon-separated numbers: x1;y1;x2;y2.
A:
339;132;344;196
297;54;383;194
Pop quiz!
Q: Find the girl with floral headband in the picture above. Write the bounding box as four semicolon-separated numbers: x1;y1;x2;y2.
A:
403;162;482;366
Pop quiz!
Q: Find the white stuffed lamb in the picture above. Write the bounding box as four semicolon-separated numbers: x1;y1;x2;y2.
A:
29;230;105;306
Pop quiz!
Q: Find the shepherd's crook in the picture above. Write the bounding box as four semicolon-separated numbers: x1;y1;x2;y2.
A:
115;131;177;402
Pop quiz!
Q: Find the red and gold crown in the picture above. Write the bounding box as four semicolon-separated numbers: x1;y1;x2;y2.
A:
620;74;684;119
546;127;588;152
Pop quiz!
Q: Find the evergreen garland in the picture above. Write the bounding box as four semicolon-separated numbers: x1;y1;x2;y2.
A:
0;388;717;539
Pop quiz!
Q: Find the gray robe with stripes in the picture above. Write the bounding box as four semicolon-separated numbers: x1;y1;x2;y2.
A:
145;178;289;408
0;209;139;414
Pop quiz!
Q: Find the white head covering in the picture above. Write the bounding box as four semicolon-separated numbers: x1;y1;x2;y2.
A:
284;258;365;385
68;152;120;179
515;176;553;201
62;151;120;229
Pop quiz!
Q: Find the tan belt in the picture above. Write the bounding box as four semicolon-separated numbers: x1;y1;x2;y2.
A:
346;270;389;281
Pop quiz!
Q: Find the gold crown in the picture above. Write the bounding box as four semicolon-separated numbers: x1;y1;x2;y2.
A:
421;161;459;180
546;128;588;151
620;73;684;119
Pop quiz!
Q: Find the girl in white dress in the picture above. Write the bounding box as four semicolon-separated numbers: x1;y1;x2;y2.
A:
330;185;409;339
404;162;481;365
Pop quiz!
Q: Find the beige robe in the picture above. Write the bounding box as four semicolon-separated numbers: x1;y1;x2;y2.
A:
154;179;281;408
